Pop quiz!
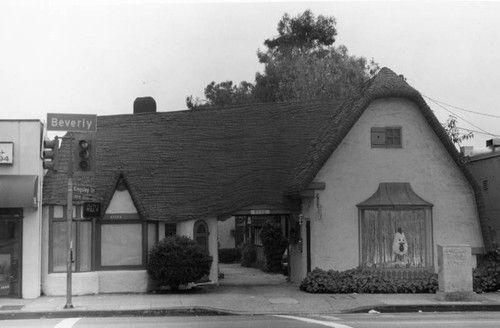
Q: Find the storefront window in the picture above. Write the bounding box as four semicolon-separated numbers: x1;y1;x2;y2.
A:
101;224;142;266
359;208;432;269
50;212;90;273
49;205;159;272
357;183;433;270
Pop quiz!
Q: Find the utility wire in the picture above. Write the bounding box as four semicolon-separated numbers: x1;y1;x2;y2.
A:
424;95;500;119
425;96;500;137
455;126;498;137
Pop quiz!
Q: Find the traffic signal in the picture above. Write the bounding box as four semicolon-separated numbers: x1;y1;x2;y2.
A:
74;137;95;175
42;137;60;171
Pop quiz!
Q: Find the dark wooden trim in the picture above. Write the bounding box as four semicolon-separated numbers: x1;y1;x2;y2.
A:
306;221;311;274
96;220;146;271
472;247;486;255
18;218;23;299
48;206;54;274
306;182;326;190
299;190;315;198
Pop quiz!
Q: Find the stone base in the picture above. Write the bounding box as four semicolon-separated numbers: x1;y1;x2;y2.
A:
436;291;477;302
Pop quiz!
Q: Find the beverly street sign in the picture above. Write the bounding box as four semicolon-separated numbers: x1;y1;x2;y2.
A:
47;113;97;132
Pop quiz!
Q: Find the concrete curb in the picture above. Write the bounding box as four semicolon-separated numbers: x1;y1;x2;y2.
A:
0;307;235;320
3;303;500;320
346;303;500;314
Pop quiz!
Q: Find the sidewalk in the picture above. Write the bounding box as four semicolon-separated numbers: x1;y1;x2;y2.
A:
1;264;500;319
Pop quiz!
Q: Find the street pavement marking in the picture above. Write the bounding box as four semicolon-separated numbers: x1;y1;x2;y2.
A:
54;318;81;328
274;315;354;328
316;315;342;321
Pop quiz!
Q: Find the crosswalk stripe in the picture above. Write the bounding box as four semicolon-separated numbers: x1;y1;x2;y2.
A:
54;318;81;328
274;315;354;328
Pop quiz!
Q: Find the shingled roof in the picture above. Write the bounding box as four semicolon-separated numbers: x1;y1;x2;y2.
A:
42;97;340;220
286;67;491;250
42;67;492;250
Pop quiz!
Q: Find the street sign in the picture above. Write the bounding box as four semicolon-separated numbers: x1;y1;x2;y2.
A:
83;202;101;218
73;185;96;194
46;113;97;132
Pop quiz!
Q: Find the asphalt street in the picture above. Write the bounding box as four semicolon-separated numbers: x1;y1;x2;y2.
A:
2;313;500;328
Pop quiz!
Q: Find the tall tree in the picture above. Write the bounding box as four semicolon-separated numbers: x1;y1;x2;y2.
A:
187;10;379;108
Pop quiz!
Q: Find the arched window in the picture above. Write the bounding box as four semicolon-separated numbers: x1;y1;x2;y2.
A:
194;220;209;253
357;183;433;270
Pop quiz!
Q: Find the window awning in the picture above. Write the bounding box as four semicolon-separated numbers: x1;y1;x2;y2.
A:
357;182;433;207
0;175;38;208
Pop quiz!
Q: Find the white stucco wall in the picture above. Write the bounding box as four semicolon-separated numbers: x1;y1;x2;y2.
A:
218;216;236;249
0;120;43;299
178;217;219;284
290;98;483;282
42;188;219;296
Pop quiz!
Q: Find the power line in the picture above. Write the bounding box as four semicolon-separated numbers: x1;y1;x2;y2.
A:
425;96;500;119
425;96;500;137
454;126;498;137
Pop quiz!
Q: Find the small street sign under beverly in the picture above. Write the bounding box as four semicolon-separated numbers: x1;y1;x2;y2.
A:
47;113;97;132
73;185;96;194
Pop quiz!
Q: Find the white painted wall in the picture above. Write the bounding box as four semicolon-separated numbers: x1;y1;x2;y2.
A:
289;98;483;282
43;188;219;296
0;120;43;298
178;217;219;284
218;216;236;249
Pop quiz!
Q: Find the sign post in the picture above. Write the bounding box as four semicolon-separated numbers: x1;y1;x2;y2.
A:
65;132;74;309
47;113;97;310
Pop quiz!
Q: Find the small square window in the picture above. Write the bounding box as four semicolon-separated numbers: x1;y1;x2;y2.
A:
371;127;402;148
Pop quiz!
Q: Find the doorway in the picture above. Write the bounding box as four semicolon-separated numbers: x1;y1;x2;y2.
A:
0;210;22;298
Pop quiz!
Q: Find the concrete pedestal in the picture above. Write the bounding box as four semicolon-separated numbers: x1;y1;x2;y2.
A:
436;245;477;302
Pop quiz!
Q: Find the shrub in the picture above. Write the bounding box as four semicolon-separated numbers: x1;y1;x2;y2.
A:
260;219;288;273
240;240;256;267
219;248;241;263
300;267;438;294
147;235;213;291
473;252;500;293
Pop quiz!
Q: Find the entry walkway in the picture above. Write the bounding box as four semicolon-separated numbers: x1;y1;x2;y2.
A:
218;263;287;286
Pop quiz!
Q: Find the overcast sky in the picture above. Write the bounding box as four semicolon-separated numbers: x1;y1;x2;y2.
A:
2;0;500;149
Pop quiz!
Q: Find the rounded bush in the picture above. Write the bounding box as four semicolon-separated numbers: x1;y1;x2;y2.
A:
240;240;256;267
260;219;288;273
147;235;213;291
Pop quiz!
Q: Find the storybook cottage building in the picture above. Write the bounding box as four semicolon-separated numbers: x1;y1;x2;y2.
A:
41;68;490;294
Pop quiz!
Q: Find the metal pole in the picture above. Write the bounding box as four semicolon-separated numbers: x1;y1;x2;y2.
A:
65;132;74;309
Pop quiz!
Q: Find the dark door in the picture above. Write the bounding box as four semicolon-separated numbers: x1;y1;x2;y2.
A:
0;217;22;298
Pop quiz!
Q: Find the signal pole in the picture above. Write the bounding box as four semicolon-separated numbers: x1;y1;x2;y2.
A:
46;113;97;310
65;132;74;309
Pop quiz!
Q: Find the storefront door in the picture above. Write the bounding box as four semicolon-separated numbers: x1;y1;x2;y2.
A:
0;215;22;298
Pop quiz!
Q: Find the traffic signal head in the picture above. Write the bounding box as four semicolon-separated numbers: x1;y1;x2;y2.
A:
78;140;90;170
42;138;60;171
74;137;95;175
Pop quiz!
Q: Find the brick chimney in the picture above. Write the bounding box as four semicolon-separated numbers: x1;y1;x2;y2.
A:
133;97;156;114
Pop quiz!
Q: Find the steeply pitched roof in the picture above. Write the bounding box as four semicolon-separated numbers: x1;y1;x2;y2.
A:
43;98;340;221
42;67;492;250
286;67;491;250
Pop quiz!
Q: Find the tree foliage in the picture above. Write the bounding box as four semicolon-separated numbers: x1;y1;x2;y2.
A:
442;115;474;149
187;10;379;109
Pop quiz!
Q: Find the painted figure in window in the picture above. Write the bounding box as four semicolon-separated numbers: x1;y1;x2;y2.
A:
392;227;408;262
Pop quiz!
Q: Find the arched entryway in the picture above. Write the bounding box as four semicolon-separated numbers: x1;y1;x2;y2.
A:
194;220;209;253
